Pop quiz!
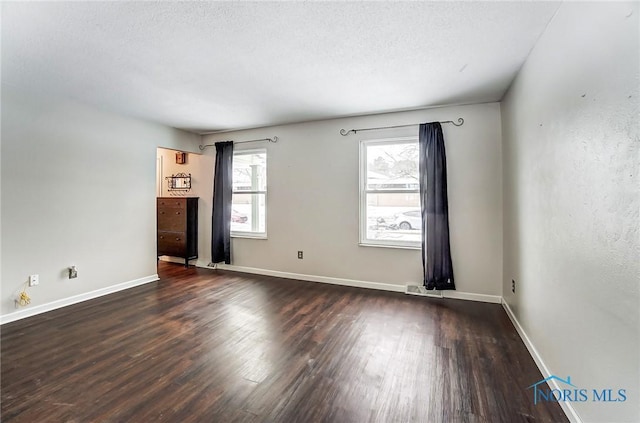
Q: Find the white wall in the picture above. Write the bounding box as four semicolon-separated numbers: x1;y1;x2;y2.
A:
156;147;214;265
200;103;503;296
501;2;639;422
1;85;200;319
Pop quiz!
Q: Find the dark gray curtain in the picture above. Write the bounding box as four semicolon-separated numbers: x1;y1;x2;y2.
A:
419;123;455;290
211;141;234;264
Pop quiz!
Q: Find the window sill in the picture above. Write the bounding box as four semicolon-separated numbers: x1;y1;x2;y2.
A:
359;242;421;251
232;233;268;240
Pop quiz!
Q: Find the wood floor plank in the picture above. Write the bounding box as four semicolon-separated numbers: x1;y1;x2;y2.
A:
1;262;568;422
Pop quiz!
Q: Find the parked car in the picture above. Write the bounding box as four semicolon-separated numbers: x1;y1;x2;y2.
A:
232;209;248;223
391;210;421;230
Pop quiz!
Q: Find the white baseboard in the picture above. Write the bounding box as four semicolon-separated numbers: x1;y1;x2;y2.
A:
200;262;501;303
158;256;198;266
442;290;501;303
501;300;582;423
195;259;211;268
0;274;159;325
213;263;407;293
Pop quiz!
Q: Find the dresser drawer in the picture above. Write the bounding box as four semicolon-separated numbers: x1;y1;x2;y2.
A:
157;197;198;266
158;231;187;256
158;208;187;231
157;198;186;209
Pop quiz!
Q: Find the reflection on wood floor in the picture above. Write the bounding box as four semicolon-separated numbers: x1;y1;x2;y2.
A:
1;261;567;422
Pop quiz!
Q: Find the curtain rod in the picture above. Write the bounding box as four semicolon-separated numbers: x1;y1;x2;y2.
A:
198;136;278;151
339;118;464;136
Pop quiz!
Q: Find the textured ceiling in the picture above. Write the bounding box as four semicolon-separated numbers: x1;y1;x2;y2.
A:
2;2;560;133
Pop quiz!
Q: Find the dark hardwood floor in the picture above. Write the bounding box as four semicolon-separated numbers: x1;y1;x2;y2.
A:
1;262;567;422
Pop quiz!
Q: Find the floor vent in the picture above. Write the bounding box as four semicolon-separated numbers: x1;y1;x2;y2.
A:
405;285;443;298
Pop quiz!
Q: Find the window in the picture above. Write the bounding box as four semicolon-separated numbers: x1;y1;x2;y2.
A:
232;149;267;238
360;138;421;248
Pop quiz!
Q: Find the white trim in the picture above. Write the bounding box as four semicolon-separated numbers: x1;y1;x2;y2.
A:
231;233;268;240
197;262;501;303
405;285;444;298
443;290;501;303
0;274;159;325
501;300;582;423
195;258;212;268
213;263;406;293
363;189;420;194
232;147;267;237
233;147;266;155
359;137;422;250
360;136;419;147
158;256;198;266
358;242;421;250
156;155;163;197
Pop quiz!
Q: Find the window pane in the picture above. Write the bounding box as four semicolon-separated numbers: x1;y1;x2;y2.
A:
231;193;266;234
366;142;418;191
365;193;421;244
233;151;266;192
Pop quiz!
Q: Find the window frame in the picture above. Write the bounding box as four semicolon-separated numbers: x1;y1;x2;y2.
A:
359;137;422;250
231;147;267;240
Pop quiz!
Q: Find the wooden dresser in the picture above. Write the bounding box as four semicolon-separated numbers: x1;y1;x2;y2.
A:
157;197;198;266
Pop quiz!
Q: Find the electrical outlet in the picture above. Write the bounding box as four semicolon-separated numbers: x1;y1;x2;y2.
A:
512;279;516;293
29;274;39;287
297;251;303;259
